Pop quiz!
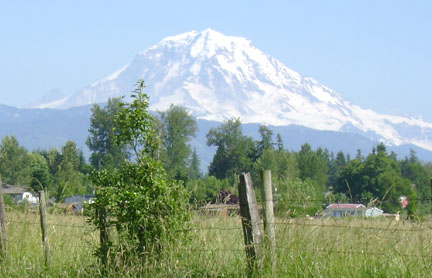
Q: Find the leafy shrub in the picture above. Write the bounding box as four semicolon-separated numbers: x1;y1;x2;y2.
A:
89;157;191;261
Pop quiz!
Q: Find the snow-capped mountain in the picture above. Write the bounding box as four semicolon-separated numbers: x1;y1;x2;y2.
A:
35;29;432;151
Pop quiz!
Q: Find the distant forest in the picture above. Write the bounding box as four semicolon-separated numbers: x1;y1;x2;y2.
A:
1;95;431;217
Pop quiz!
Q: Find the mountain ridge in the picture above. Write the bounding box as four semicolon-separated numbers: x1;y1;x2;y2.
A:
2;104;432;173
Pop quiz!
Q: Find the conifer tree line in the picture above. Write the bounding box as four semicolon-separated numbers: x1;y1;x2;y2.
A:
1;89;432;216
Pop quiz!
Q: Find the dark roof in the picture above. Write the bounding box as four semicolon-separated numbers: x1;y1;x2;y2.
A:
64;195;95;204
2;185;29;194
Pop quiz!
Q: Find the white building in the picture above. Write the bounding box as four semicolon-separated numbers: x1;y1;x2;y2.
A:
365;207;383;217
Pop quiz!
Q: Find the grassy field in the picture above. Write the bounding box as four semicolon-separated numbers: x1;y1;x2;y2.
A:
1;209;432;277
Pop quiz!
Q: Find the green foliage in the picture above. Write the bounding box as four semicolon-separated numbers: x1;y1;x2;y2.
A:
115;80;159;158
296;143;328;188
254;148;298;182
188;148;202;180
89;158;191;257
28;152;50;192
256;125;274;157
40;147;61;178
86;97;129;170
334;143;412;213
207;118;255;181
400;150;432;214
158;104;197;181
185;176;232;204
275;178;325;217
327;150;348;188
89;81;191;264
55;141;88;200
0;135;29;185
5;211;432;277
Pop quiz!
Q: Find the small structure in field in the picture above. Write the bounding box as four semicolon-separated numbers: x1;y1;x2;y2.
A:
365;207;384;217
55;202;81;213
63;195;95;213
200;189;240;216
324;204;366;217
1;184;38;204
199;203;239;216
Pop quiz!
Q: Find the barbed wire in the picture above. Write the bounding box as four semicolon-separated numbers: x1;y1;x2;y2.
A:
5;219;93;229
6;218;432;234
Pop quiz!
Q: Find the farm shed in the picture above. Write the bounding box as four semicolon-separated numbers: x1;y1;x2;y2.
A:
55;202;81;213
365;207;383;217
324;204;366;217
1;184;38;204
63;195;95;213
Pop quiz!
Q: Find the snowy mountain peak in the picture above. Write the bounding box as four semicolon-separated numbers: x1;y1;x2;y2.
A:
34;29;432;152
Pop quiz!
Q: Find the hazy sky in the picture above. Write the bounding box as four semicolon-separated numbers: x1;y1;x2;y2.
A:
1;1;431;121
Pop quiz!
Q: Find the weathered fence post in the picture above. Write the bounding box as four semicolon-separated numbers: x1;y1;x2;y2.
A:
39;190;50;267
99;207;110;267
261;170;276;274
0;175;7;259
238;172;263;275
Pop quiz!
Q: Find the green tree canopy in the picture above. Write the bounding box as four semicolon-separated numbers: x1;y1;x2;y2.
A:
55;141;87;200
158;104;197;180
335;143;412;212
86;97;128;170
28;152;50;192
0;135;29;185
296;143;328;188
115;80;158;159
206;118;255;181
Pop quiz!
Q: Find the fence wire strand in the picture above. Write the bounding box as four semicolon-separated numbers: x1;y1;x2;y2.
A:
3;199;432;261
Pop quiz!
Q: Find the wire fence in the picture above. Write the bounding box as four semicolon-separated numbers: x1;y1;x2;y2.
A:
2;196;432;269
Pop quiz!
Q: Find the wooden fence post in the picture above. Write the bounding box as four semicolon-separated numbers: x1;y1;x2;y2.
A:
0;175;7;259
261;170;276;274
39;190;50;267
99;207;110;267
238;172;263;275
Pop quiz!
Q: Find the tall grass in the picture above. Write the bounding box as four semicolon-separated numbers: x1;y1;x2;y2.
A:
2;209;432;277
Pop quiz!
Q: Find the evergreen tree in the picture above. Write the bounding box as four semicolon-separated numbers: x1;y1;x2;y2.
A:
188;148;202;180
256;125;274;157
55;141;86;200
328;150;348;188
276;133;284;152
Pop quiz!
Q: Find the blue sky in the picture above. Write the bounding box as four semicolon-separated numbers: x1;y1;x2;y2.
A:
1;1;431;120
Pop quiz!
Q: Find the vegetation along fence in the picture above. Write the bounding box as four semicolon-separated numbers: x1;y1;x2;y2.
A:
1;172;432;277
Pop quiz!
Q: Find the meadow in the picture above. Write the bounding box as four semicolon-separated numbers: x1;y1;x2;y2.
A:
1;208;432;277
